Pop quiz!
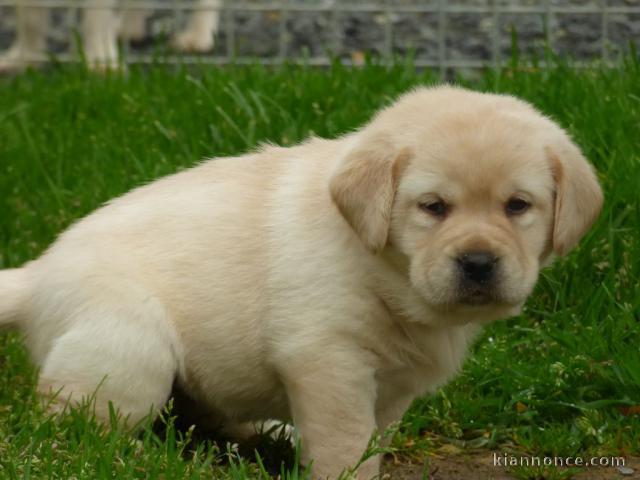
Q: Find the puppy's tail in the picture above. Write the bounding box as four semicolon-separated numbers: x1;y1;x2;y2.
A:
0;267;29;329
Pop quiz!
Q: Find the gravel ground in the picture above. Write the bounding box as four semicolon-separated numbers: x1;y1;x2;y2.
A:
1;1;639;66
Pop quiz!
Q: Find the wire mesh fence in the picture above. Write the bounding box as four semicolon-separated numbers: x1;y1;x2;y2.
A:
1;0;639;72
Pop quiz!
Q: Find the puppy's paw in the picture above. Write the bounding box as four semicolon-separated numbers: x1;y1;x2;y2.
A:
260;419;296;443
0;47;37;74
84;52;125;73
87;60;126;73
223;420;295;444
171;30;214;53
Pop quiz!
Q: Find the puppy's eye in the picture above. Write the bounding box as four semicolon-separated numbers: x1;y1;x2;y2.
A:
419;200;448;217
505;197;530;216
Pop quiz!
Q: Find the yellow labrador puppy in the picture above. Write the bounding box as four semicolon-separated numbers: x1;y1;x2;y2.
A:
0;86;602;479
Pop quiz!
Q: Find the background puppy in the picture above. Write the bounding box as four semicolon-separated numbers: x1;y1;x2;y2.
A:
0;86;602;479
0;0;221;71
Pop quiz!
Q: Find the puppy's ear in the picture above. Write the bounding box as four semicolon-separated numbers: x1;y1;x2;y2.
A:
547;137;603;256
330;137;411;253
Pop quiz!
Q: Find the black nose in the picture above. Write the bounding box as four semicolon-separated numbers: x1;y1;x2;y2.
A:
458;251;498;284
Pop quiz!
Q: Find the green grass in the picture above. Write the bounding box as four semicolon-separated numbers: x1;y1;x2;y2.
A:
1;56;639;478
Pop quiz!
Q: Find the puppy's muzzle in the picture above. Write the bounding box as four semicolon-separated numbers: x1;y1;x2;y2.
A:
456;251;500;304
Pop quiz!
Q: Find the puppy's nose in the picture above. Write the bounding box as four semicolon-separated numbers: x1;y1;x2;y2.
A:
458;251;498;284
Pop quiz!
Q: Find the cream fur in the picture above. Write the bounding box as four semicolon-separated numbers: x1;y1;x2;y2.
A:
0;86;602;479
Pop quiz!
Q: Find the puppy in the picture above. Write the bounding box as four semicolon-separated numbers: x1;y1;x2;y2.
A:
0;0;222;71
0;86;602;479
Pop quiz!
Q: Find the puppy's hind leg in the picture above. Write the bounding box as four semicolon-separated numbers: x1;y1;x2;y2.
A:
37;296;182;427
119;9;151;43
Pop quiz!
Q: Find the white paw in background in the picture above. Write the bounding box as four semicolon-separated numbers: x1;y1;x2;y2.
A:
0;46;37;73
171;29;215;53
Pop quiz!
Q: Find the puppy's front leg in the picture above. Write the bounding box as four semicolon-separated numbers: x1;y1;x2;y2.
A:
82;0;120;70
0;3;48;72
375;392;414;447
282;351;379;479
171;0;221;53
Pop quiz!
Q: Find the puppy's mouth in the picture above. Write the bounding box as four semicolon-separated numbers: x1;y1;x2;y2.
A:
428;286;505;311
457;288;497;306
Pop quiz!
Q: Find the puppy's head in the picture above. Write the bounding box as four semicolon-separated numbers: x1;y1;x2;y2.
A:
330;86;602;321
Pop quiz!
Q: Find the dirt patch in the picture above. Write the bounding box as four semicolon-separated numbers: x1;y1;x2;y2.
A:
381;452;640;480
381;452;514;480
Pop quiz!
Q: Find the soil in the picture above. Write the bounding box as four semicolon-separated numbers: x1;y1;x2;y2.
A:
381;452;640;480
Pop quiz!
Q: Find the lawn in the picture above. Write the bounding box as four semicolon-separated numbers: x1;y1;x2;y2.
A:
0;56;639;479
